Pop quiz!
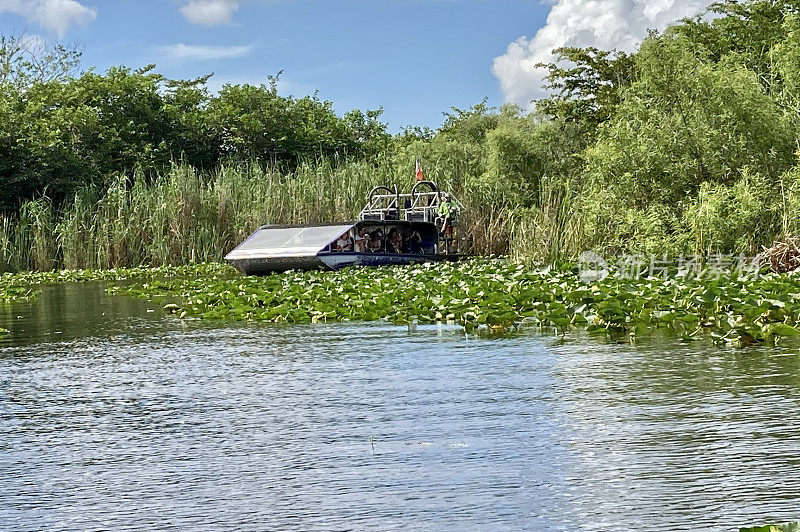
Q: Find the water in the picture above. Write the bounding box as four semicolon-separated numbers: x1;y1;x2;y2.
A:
1;283;799;530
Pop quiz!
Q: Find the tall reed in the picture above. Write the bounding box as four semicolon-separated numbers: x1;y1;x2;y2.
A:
508;181;583;265
0;158;578;272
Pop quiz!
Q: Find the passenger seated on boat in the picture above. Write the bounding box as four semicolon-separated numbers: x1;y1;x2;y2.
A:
366;230;383;253
387;228;402;254
401;226;412;252
335;231;353;252
353;227;369;253
406;231;423;254
420;235;437;254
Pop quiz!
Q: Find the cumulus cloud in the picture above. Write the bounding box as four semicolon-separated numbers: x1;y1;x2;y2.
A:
0;0;97;37
179;0;238;26
492;0;710;108
158;43;253;61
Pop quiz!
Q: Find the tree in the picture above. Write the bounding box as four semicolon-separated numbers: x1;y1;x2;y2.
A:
0;33;81;89
535;46;636;129
670;0;800;92
483;115;586;208
206;76;389;166
0;55;392;209
585;34;797;209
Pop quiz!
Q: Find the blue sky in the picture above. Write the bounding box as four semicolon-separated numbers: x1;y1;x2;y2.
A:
0;0;710;131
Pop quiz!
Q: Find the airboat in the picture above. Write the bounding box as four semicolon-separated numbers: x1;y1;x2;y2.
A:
225;181;464;275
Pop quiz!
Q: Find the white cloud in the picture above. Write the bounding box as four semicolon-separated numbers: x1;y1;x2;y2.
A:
179;0;238;26
492;0;710;108
158;43;253;61
18;32;47;52
0;0;97;37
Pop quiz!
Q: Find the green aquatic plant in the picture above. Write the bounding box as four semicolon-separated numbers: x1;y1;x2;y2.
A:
6;258;800;347
0;262;237;304
107;258;800;347
740;523;799;532
1;262;235;285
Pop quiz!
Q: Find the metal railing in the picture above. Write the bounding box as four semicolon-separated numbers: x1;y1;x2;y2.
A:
359;181;463;225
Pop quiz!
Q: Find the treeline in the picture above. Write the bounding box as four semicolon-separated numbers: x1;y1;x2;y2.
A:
0;35;390;210
2;0;800;270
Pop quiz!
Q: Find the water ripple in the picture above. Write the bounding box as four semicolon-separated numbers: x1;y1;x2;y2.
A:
1;286;799;530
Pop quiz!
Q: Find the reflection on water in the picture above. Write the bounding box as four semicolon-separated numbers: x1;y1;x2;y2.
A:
1;283;799;530
0;282;163;347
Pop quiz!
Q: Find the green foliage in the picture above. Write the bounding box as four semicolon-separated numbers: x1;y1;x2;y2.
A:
1;65;186;206
578;188;691;256
778;161;800;236
483;115;586;208
394;103;588;258
685;171;780;254
586;34;796;209
671;0;800;91
0;285;37;304
770;13;800;112
536;46;636;128
207;77;390;164
0;55;390;210
6;257;800;349
94;258;800;348
740;523;800;532
0;262;234;304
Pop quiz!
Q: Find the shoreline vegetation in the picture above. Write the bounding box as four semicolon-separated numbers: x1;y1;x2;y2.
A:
3;1;800;272
5;259;800;348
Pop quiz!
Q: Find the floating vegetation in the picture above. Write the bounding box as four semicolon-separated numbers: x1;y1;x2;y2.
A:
740;523;799;532
0;327;8;336
105;258;800;347
0;263;236;304
5;257;800;347
2;262;235;284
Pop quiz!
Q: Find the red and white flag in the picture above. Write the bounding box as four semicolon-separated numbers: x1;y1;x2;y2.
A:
415;159;424;181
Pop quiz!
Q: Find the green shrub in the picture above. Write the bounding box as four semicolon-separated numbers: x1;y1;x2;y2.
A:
685;171;780;254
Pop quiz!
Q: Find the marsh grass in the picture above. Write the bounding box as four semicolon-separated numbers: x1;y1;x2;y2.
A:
508;181;581;265
1;161;381;271
1;158;579;271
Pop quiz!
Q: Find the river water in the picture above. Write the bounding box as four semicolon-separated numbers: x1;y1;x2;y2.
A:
1;283;799;531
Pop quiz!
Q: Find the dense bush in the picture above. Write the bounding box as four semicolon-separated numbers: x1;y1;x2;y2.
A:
584;36;796;209
684;172;779;255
